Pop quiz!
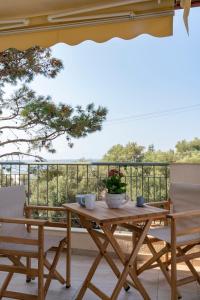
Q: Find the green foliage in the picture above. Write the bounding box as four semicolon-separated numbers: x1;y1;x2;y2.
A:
175;138;200;163
103;142;174;163
175;152;200;163
102;142;144;162
0;47;63;86
143;149;175;163
0;47;107;160
176;138;200;153
102;138;200;164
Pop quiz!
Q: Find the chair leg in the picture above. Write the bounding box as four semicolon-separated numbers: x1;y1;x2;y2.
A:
38;227;45;300
146;238;182;299
44;240;66;297
8;255;35;282
44;258;65;284
165;242;170;271
171;219;178;300
66;211;71;288
66;210;71;288
137;245;169;275
26;257;32;283
132;231;138;272
177;247;200;285
0;273;13;299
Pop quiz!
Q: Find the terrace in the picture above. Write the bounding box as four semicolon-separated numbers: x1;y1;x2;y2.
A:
0;162;200;299
0;1;200;300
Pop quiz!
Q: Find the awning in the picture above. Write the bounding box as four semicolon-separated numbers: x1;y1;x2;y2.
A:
0;0;174;51
180;0;191;33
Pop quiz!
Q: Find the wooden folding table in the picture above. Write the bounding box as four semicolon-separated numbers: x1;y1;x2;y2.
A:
64;201;168;300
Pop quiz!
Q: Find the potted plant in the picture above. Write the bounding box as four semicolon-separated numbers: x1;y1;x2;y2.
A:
101;169;129;208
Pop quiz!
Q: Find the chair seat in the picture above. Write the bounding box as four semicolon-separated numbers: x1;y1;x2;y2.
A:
149;226;200;246
0;226;66;253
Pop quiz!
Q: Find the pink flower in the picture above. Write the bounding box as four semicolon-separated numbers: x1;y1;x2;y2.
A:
108;169;124;177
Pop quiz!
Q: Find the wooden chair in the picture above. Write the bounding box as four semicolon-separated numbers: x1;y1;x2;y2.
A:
137;182;200;300
0;185;71;300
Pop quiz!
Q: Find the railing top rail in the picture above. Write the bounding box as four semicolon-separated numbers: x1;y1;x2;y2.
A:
92;162;169;167
0;161;91;166
0;161;170;166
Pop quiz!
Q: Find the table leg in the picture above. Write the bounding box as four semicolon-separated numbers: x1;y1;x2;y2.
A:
76;252;105;300
88;228;130;291
102;220;152;300
75;223;117;300
132;230;138;272
76;218;152;300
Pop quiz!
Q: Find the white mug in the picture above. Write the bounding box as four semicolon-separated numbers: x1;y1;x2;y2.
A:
84;194;96;210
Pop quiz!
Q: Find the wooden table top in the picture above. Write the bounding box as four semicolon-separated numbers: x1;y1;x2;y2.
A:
63;201;168;224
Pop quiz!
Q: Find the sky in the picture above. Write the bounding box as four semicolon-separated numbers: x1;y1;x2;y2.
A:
28;8;200;160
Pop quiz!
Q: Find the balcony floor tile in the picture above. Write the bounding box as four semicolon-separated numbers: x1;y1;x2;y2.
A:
0;254;199;299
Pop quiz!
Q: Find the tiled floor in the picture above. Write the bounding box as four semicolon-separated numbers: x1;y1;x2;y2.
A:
0;254;200;299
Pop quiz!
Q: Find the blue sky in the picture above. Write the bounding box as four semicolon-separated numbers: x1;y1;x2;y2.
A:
30;8;200;160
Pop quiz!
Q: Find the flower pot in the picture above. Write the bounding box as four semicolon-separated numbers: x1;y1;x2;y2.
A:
105;193;129;209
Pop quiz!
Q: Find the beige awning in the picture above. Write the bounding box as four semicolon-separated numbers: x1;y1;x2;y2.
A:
0;0;174;51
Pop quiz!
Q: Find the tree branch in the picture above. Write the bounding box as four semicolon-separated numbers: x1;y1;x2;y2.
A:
0;112;19;121
0;120;36;131
0;152;45;161
0;130;64;147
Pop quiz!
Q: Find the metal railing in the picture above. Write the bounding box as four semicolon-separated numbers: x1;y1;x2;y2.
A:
0;161;169;226
0;161;169;205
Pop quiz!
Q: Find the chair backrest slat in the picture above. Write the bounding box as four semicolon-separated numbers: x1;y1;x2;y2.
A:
0;185;26;232
169;182;200;230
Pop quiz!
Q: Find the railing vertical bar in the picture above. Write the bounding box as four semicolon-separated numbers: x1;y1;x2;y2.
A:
37;165;39;205
47;165;49;207
141;165;144;196
124;168;127;197
27;164;30;204
153;166;156;201
130;166;133;200
19;164;21;186
77;165;79;194
0;164;2;187
136;167;138;197
57;164;59;204
97;165;99;199
159;176;161;200
165;166;168;200
66;164;68;202
10;164;12;186
86;165;89;193
6;174;8;186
